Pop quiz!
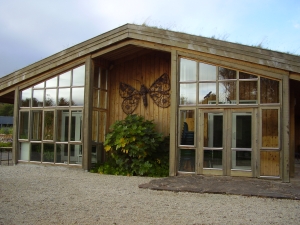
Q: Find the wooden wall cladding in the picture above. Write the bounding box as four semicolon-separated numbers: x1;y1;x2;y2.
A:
108;51;171;136
260;151;280;176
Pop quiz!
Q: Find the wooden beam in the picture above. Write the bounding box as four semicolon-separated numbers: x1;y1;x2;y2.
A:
12;87;19;165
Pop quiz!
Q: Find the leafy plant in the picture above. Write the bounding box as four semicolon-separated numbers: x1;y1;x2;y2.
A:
93;114;169;177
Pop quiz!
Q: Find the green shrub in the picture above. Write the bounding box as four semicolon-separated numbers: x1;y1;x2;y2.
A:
93;114;169;177
0;142;12;147
0;127;13;135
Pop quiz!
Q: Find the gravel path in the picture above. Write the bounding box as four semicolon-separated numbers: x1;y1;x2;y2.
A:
0;164;299;225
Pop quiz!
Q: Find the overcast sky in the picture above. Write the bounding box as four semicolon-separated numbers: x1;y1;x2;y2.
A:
1;0;299;78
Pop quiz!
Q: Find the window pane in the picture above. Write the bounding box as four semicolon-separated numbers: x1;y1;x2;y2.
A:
46;77;57;88
99;90;107;109
260;77;279;103
31;111;42;141
98;112;106;143
262;109;278;147
204;113;223;147
180;58;197;81
199;83;216;104
219;81;236;104
44;111;54;140
72;65;85;86
70;144;82;165
260;151;280;176
19;111;29;139
57;110;69;142
199;63;216;81
19;142;30;161
93;89;99;107
56;143;68;163
219;67;236;80
43;143;54;163
179;149;195;172
32;89;44;107
70;111;82;142
72;87;84;106
239;81;257;104
45;89;57;106
180;83;196;105
20;88;31;107
59;71;71;87
239;72;257;79
100;69;108;90
31;143;41;161
92;111;98;142
180;110;195;146
58;88;70;106
34;82;44;88
232;113;252;148
204;150;222;169
232;150;251;170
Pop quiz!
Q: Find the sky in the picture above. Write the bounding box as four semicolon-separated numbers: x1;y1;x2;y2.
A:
0;0;300;78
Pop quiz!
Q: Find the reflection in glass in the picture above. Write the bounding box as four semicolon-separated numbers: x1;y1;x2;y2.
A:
21;88;31;107
239;72;257;79
31;111;42;141
199;83;216;104
72;65;85;86
233;114;251;148
179;149;195;172
56;110;69;142
199;63;216;81
19;111;29;139
204;150;222;168
56;143;68;163
59;71;71;87
19;142;30;161
70;144;82;165
45;89;57;106
44;111;54;140
239;81;257;104
232;151;251;170
34;82;44;88
219;81;236;104
31;143;41;161
100;69;108;89
204;113;223;147
72;87;84;106
32;89;44;107
180;110;195;145
43;143;54;163
70;111;82;141
46;77;57;87
180;83;196;105
180;58;197;81
260;77;279;103
219;67;236;80
262;109;278;147
58;88;70;106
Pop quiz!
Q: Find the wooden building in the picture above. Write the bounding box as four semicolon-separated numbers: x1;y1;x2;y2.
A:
1;24;300;182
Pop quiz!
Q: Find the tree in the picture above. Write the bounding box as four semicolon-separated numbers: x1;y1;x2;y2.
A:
0;103;14;116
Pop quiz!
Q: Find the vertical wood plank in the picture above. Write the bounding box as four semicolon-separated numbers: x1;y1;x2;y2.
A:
12;87;19;165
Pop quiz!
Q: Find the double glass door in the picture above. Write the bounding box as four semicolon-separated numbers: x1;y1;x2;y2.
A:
179;109;254;177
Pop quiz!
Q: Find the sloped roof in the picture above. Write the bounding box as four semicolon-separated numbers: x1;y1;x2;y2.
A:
1;23;300;96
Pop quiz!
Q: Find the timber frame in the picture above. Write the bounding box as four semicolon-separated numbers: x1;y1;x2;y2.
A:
0;24;300;182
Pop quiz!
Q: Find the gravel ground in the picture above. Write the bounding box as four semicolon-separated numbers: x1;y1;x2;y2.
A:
0;164;299;225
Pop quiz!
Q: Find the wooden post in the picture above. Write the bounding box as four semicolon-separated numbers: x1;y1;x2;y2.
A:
282;76;290;182
169;49;178;176
82;55;94;171
12;87;19;165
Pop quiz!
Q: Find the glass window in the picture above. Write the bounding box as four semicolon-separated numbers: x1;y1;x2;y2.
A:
58;88;70;106
261;109;278;148
56;143;68;163
44;111;54;140
70;111;82;142
31;111;42;141
19;142;30;161
72;65;85;86
100;69;108;90
260;77;279;103
46;77;57;87
219;81;236;104
199;63;216;81
239;72;257;79
232;150;251;170
43;143;54;163
204;150;222;169
59;71;71;87
179;110;195;146
31;143;41;161
180;58;197;81
180;83;197;105
239;81;257;104
219;67;236;80
93;89;99;107
99;90;107;109
70;144;82;165
203;113;223;148
199;83;216;104
32;89;44;107
34;82;44;88
19;111;29;139
179;149;195;172
71;87;84;106
57;110;69;142
20;88;31;107
45;89;57;106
